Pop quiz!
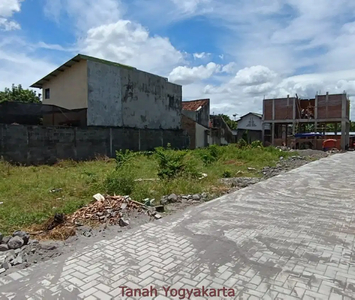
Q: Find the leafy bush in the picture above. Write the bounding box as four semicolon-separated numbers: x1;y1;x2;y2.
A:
104;168;135;195
242;130;249;143
236;139;248;148
115;149;136;169
197;144;222;166
251;140;263;148
154;146;187;179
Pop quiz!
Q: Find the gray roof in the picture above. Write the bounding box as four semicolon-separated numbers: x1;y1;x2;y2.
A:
237;112;262;121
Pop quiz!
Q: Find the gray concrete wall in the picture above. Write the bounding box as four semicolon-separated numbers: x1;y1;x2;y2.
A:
0;124;189;165
182;110;197;122
120;69;181;129
182;104;210;128
237;129;262;143
87;60;123;127
196;103;210;128
87;61;182;129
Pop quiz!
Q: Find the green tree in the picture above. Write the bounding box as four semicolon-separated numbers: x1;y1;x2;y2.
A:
0;84;41;104
220;114;238;130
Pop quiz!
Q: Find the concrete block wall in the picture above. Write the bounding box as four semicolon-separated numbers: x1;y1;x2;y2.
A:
86;60;182;130
0;124;189;165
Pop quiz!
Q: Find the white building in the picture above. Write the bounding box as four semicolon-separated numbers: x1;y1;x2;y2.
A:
236;112;263;142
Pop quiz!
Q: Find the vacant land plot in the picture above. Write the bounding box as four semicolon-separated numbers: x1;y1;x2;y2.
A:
0;144;301;234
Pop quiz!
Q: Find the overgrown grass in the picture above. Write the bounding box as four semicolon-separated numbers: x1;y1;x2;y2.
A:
0;144;293;235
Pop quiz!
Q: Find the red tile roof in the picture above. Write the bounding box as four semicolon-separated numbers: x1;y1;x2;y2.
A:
182;99;209;111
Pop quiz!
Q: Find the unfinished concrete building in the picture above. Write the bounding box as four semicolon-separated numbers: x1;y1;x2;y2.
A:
262;92;350;150
31;54;182;129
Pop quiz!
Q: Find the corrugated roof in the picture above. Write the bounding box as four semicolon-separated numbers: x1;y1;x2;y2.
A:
182;99;209;111
30;54;137;89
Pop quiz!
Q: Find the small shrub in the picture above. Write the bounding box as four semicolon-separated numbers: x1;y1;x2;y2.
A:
251;140;263;148
236;139;248;148
104;167;135;195
197;144;222;166
115;149;137;169
154;146;187;179
242;130;249;143
0;157;11;177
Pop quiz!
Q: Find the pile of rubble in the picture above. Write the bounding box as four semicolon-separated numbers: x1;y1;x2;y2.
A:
219;177;261;188
0;231;61;274
261;155;308;178
160;193;208;205
69;194;161;227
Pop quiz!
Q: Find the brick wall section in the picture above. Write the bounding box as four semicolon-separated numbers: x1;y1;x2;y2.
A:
181;115;196;149
264;95;346;121
0;124;189;165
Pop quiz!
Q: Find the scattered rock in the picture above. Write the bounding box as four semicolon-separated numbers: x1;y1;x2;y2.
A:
13;254;23;266
2;236;10;244
220;177;261;188
0;244;9;252
154;214;162;220
93;193;105;202
192;194;201;201
2;261;10;270
160;198;168;205
119;218;129;227
50;188;63;193
167;194;178;203
7;236;24;250
40;242;57;251
5;254;15;264
13;231;30;245
77;226;92;238
83;231;92;238
155;205;165;213
0;268;5;274
45;213;65;231
247;167;256;171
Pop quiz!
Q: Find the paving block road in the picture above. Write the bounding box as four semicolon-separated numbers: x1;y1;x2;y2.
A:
1;152;355;299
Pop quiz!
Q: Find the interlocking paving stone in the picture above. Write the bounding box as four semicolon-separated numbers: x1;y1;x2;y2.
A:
1;153;355;299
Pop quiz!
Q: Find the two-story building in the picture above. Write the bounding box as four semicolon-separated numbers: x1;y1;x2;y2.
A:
31;54;182;130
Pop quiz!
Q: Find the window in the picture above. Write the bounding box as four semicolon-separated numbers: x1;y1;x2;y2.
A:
44;88;50;99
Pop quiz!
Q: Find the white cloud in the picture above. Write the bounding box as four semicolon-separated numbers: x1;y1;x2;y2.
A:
0;0;22;31
171;0;212;14
169;62;220;85
193;52;210;59
221;62;237;74
181;66;355;119
80;20;184;75
233;66;278;86
44;0;123;32
0;18;20;31
0;48;57;90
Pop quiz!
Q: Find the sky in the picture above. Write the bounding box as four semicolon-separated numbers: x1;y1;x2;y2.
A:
1;0;355;119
